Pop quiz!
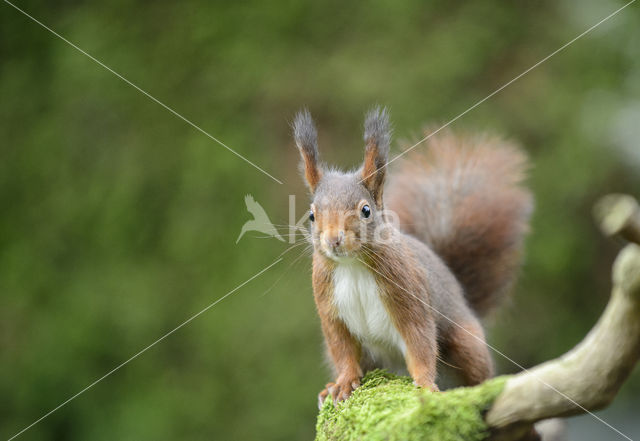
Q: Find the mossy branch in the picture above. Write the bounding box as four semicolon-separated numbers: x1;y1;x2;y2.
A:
316;194;640;441
317;371;507;441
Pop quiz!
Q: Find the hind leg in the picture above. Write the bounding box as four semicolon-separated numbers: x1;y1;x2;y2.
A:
443;319;493;385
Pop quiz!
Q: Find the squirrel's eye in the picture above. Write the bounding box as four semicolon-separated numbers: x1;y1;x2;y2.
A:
309;210;315;222
361;205;371;218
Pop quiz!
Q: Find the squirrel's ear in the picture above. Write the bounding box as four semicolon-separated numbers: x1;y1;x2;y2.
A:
293;109;322;192
362;107;391;207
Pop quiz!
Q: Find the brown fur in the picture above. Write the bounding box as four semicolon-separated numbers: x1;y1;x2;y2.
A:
293;109;323;192
386;130;533;316
312;253;363;403
441;320;494;385
366;240;439;389
362;142;385;207
292;109;532;405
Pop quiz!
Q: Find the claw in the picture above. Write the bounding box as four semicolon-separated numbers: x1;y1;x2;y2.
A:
318;376;361;408
413;379;439;392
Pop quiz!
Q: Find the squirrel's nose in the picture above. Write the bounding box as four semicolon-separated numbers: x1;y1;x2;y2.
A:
325;231;344;249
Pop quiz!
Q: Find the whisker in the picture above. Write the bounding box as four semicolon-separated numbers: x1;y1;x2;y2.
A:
259;245;313;298
437;357;462;370
244;233;308;240
277;241;313;259
268;223;310;231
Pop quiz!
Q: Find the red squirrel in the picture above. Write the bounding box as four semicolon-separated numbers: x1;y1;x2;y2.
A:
293;108;533;407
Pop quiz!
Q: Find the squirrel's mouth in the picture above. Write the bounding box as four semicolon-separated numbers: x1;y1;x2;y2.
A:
315;229;362;261
319;243;362;262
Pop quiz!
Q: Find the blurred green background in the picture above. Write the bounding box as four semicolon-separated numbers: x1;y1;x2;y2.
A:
1;0;639;440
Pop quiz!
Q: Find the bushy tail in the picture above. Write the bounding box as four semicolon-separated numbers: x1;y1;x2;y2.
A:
386;130;533;316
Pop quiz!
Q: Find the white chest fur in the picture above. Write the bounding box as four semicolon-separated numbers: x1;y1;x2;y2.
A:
332;260;406;362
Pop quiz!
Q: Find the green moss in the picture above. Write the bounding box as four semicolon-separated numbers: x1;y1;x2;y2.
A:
316;370;506;441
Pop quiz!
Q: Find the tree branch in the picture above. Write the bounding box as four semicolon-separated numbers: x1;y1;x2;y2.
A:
485;194;640;440
486;245;640;439
593;193;640;244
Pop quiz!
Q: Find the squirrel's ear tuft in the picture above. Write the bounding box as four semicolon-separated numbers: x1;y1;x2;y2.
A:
293;109;322;192
362;106;391;206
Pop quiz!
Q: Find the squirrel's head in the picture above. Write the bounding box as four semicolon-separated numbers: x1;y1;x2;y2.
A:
293;107;392;261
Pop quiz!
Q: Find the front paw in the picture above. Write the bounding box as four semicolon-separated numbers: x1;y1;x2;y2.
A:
317;376;361;408
412;378;439;392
